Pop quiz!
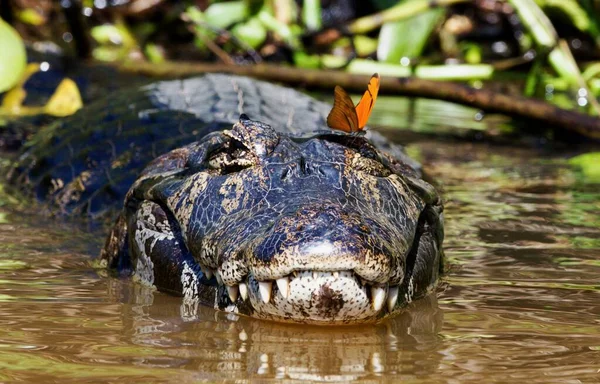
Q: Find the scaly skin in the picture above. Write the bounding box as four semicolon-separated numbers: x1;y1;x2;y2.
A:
8;74;444;324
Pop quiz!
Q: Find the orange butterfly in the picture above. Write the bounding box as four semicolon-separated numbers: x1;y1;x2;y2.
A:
327;73;380;134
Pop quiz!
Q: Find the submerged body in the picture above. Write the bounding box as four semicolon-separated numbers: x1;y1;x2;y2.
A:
8;74;444;324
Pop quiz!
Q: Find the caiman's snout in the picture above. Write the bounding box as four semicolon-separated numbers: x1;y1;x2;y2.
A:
246;203;410;323
252;204;402;282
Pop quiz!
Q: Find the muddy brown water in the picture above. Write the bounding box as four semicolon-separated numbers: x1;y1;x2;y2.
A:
1;100;600;383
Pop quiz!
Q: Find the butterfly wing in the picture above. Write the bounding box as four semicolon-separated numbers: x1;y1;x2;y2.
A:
354;73;380;129
327;85;359;133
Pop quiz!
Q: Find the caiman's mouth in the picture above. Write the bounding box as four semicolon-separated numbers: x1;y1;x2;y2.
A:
247;271;402;322
198;267;407;323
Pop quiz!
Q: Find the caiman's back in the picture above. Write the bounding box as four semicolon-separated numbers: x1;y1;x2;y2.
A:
7;74;368;217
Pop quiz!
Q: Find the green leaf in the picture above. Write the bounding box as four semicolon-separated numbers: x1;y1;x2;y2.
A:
0;18;27;93
144;43;165;63
377;8;444;62
91;24;125;45
257;7;298;48
414;64;495;80
509;0;557;48
354;35;378;57
205;1;247;29
294;52;321;68
231;17;267;49
302;0;321;30
91;46;122;62
462;43;482;64
344;59;412;76
582;62;600;81
569;152;600;183
182;6;205;25
535;0;594;36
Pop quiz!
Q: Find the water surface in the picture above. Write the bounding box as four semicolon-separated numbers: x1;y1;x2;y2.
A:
1;101;599;383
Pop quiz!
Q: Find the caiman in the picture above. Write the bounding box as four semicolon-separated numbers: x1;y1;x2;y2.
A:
6;74;444;324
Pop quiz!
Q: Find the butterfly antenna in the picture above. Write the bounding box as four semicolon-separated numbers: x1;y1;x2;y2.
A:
349;129;367;147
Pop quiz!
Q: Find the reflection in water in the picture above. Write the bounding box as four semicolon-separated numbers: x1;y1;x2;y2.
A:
111;281;442;382
1;136;600;382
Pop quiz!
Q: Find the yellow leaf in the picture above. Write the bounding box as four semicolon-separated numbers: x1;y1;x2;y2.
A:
17;9;46;26
1;87;26;114
0;63;40;113
44;78;83;117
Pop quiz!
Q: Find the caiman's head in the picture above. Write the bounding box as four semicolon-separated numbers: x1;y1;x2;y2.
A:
104;115;444;324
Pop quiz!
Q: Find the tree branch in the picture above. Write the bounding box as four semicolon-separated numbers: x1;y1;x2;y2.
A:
118;61;600;140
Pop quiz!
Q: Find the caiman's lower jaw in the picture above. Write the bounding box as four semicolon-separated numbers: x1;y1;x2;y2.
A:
210;270;402;324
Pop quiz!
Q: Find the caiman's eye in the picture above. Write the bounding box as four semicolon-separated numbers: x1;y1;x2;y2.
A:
207;138;257;173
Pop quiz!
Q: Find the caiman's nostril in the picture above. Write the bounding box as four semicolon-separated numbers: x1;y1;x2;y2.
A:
299;156;309;175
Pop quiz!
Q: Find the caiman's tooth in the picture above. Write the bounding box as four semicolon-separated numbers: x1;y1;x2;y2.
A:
239;282;248;301
201;266;213;280
387;286;399;312
333;271;339;279
258;281;273;303
276;277;290;299
371;285;387;312
313;271;318;279
227;285;239;302
215;271;223;286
